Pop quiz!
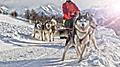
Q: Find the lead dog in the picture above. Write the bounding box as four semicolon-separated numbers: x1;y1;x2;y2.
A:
61;12;99;62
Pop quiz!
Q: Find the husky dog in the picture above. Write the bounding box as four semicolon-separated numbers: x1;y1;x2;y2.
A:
61;12;98;62
42;20;52;41
49;18;57;41
32;20;42;39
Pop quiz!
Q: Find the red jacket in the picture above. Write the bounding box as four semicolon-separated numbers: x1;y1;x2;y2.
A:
62;1;80;20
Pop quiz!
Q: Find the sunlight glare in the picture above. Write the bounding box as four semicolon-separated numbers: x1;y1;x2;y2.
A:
109;0;120;13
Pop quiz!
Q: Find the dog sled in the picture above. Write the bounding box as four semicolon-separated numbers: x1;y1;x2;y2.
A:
57;27;72;39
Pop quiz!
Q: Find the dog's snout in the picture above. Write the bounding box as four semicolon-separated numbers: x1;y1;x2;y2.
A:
82;24;84;27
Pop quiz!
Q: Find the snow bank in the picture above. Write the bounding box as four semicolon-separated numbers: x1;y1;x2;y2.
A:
0;14;33;28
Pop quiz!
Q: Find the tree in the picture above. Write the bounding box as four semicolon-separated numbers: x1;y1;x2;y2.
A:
24;9;30;19
10;10;18;17
30;9;37;21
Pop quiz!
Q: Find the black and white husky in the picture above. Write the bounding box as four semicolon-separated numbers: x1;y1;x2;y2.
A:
62;12;99;62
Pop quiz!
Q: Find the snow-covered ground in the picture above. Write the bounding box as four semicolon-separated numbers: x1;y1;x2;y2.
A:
0;14;120;67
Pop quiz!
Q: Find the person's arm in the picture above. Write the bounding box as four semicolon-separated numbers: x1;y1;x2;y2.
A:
72;2;80;15
62;3;69;19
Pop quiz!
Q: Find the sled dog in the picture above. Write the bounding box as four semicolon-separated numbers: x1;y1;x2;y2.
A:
62;12;98;62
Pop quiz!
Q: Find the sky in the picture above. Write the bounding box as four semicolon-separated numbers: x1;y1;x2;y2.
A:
0;0;109;10
1;0;120;14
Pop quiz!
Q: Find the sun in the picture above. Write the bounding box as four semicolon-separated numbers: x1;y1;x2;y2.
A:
111;2;120;12
109;0;120;12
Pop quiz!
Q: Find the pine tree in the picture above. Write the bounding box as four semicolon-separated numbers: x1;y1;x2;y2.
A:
10;10;18;17
30;9;37;21
24;9;30;19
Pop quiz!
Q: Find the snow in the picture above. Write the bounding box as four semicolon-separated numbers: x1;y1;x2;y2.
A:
0;11;120;67
0;14;33;27
0;6;9;11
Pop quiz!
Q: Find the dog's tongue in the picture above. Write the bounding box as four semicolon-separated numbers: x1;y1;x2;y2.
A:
80;27;86;33
81;27;85;31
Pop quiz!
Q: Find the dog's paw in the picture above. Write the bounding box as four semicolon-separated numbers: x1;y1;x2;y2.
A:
61;56;65;61
95;47;100;51
61;58;64;61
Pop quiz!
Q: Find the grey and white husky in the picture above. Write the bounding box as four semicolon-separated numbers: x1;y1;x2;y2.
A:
62;12;99;62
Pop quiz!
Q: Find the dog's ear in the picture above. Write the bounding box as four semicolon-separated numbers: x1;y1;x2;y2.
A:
86;12;89;17
77;12;82;19
75;13;80;19
74;13;80;24
85;12;90;19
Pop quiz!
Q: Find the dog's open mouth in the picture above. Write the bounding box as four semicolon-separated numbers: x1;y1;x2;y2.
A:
79;27;86;33
81;27;85;31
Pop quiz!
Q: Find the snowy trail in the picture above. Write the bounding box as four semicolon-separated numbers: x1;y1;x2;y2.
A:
0;14;120;67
